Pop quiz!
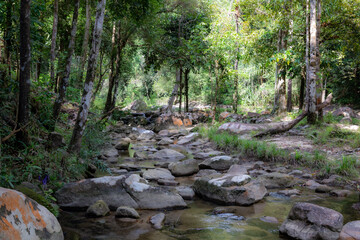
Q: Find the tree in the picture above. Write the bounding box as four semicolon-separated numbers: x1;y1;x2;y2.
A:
68;0;106;153
51;0;80;131
16;0;31;145
50;0;58;90
77;0;90;85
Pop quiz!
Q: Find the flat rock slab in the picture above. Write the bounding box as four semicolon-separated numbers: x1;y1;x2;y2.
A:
194;151;224;159
257;172;295;189
142;168;175;181
151;149;186;162
168;159;199;176
199;156;235;171
177;133;199;145
280;202;343;240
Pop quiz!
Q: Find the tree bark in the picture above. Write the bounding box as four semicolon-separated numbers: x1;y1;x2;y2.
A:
277;29;288;114
68;0;106;153
305;0;310;111
50;0;59;90
4;0;13;79
179;69;183;113
51;0;80;131
16;0;31;145
77;0;90;85
287;2;293;112
166;68;181;113
307;0;318;124
315;0;322;121
233;6;240;113
184;68;190;112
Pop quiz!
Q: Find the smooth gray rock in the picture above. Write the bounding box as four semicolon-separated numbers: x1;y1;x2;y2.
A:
257;172;295;189
142;168;175;181
86;200;110;217
168;159;199;176
151;149;186;162
177;133;199;145
199;155;234;171
150;213;165;230
137;130;155;141
194;150;224;159
115;206;140;219
279;202;343;240
340;221;360;240
176;186;195;200
158;137;174;145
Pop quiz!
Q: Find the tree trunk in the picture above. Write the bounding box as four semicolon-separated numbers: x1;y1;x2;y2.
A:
276;29;287;114
77;0;90;86
299;70;305;110
51;0;80;131
305;0;310;111
316;0;322;121
68;0;106;153
184;68;190;112
179;69;183;113
91;50;106;104
4;0;13;79
16;0;31;145
287;3;293;112
166;68;181;113
307;0;318;124
50;0;59;90
233;6;240;113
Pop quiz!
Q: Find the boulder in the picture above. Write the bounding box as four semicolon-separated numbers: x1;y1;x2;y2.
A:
315;185;333;193
199;155;235;171
333;107;357;118
177;133;199;145
260;216;279;224
142;168;175;181
257;172;295;189
330;190;352;197
195;169;219;177
157;179;179;186
124;174;186;210
115;140;130;150
168;159;199;176
115;206;140;219
0;187;63;240
340;221;360;240
130;99;147;112
151;149;186;162
55;176;138;210
102;148;119;158
193;171;266;206
219;111;231;121
150;213;165;230
137;130;155;141
176;186;195;200
279;202;343;240
194;150;224;159
158;137;174;145
86;200;110;217
277;189;300;197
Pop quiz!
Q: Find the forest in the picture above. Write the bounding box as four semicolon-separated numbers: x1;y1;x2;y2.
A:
0;0;360;239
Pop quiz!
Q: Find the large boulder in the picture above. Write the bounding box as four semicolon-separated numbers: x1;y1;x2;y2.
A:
332;107;358;119
193;168;267;206
257;172;295;189
177;133;199;145
168;159;199;176
0;187;64;240
151;149;186;162
199;155;235;171
137;130;155;141
130;99;147;112
55;176;138;210
340;221;360;240
279;202;343;240
142;168;175;181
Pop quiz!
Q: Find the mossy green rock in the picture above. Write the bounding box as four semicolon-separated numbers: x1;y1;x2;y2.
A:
86;200;110;217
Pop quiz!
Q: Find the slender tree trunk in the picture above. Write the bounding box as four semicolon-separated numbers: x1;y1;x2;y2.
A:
91;50;106;104
273;30;281;113
51;0;80;131
275;29;287;114
77;0;90;86
185;68;189;112
179;69;183;113
299;70;305;110
287;2;293;112
50;0;58;90
213;60;220;123
307;0;318;124
166;68;181;113
68;0;106;153
16;0;31;145
316;0;322;121
305;0;310;112
4;0;13;79
233;6;240;113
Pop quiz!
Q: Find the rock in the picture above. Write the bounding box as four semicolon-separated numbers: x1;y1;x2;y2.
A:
289;170;303;176
218;122;273;135
177;133;199;145
247;112;261;118
115;206;140;219
340;221;360;240
115;140;130;150
158;130;170;137
47;132;66;149
195;169;219;177
279;202;343;240
315;185;333;193
193;171;266;206
142;168;175;181
257;172;295;189
199;156;234;171
333;107;357;118
219;112;231;121
151;149;186;162
340;117;352;124
330;190;352;197
321;175;342;185
124;174;186;210
302;173;312;179
212;207;237;214
168;159;199;176
0;187;64;240
277;189;300;197
158;137;174;145
305;180;323;189
150;213;165;230
176;186;195;200
56;176;138;210
130;99;147;112
260;216;279;224
194;150;224;159
103;148;119;158
86;200;110;217
157;179;179;186
137;130;155;141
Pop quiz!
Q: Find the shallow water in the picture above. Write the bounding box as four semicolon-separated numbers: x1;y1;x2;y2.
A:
59;189;360;240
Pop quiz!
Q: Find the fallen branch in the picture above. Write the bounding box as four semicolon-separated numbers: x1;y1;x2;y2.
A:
98;106;122;123
254;94;333;138
1;122;30;143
